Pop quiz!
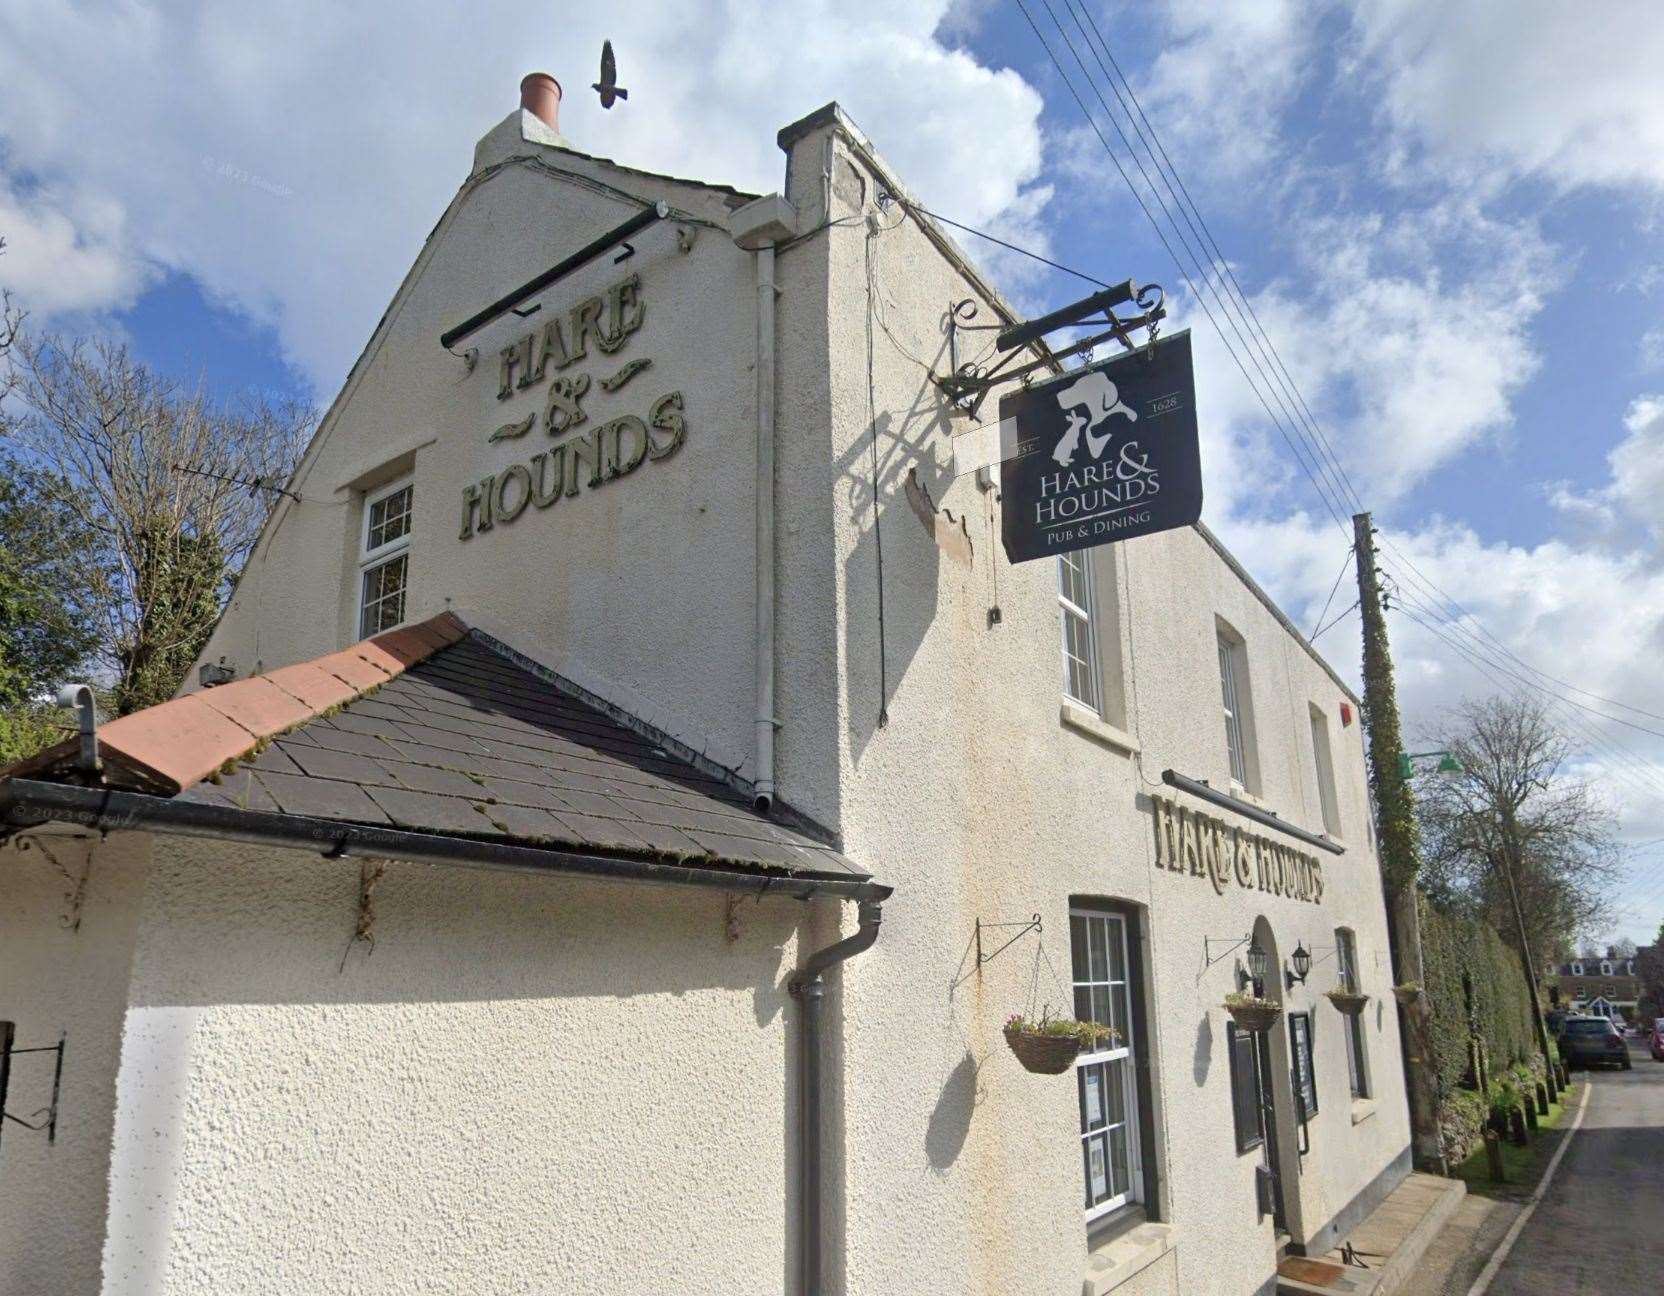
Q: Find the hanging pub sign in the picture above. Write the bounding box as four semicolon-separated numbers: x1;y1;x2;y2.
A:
998;329;1201;564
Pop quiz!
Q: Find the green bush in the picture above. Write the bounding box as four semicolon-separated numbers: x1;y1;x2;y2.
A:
1420;898;1541;1099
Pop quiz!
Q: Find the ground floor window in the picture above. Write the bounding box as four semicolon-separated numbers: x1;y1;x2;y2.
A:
1071;907;1143;1221
1289;1012;1318;1122
1337;928;1370;1098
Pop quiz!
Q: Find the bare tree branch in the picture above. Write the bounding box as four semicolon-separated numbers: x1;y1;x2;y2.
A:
1417;695;1622;956
5;331;311;711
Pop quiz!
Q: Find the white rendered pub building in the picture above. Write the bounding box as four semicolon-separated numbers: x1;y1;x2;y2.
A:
0;74;1412;1296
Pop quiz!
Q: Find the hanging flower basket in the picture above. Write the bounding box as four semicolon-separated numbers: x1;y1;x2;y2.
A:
1002;1014;1116;1075
1223;992;1282;1033
1325;988;1371;1015
1392;982;1425;1007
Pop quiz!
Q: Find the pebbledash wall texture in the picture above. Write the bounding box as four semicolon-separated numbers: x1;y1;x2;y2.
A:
0;81;1410;1296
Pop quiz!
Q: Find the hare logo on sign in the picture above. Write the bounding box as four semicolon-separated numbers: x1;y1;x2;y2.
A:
1050;370;1138;467
999;330;1202;564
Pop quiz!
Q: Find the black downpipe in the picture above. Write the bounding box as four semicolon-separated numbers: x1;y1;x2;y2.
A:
789;899;882;1296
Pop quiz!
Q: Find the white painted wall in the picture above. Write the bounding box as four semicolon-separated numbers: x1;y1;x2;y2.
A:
192;126;762;779
101;839;816;1295
773;115;1410;1296
0;832;150;1296
3;104;1411;1295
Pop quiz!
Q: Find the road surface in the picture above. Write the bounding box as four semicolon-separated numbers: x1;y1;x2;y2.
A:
1487;1038;1663;1294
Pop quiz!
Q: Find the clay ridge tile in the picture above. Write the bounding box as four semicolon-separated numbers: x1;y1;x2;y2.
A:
264;661;359;712
97;693;259;794
0;612;472;796
195;676;314;736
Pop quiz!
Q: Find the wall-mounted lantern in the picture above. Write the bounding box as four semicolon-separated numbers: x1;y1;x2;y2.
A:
1286;941;1312;990
1239;940;1270;994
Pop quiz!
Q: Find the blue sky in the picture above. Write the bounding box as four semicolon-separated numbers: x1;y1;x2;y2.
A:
1;1;1661;947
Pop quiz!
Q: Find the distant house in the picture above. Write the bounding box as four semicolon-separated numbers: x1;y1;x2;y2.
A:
1544;949;1640;1022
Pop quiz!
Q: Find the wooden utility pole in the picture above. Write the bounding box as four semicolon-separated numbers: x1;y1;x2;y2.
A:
1354;512;1444;1171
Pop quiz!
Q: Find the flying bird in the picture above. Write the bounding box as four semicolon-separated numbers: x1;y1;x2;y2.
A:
592;40;628;109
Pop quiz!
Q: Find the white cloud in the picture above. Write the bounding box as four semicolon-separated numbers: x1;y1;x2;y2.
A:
0;1;1048;393
0;179;151;316
1132;0;1321;188
1348;0;1664;196
1548;395;1664;547
1640;326;1664;372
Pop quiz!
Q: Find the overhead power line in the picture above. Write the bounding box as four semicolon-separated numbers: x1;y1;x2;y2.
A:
1012;0;1353;537
1008;0;1664;818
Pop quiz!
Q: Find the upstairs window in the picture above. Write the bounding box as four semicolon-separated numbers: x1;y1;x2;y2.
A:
1058;552;1099;712
1216;621;1258;792
359;478;413;638
1309;704;1342;837
1572;961;1584;976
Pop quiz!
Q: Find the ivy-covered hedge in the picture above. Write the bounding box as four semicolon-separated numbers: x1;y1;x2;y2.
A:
1420;898;1540;1096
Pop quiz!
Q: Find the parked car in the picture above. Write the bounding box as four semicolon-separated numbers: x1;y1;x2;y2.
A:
1558;1016;1632;1070
1650;1019;1664;1063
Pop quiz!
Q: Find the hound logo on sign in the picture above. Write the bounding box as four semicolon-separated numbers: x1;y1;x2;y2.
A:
999;329;1202;564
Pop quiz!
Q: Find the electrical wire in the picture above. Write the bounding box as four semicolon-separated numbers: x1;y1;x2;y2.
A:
1388;592;1664;809
1011;0;1353;539
1308;545;1356;640
1062;0;1365;519
1017;0;1664;806
1053;0;1360;522
1310;598;1360;644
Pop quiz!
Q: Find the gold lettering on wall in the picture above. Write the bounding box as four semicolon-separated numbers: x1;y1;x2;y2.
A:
465;267;686;542
1147;791;1325;906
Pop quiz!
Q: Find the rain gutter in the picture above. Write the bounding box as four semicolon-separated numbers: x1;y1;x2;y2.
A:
0;779;891;903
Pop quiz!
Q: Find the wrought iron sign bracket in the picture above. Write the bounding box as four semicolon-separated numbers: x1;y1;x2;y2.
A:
936;283;1166;420
0;1022;66;1153
1204;934;1253;971
975;913;1043;969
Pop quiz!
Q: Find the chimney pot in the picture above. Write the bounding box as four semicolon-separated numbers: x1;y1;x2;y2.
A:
520;73;562;134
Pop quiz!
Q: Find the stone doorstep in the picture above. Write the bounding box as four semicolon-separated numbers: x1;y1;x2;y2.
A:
1277;1172;1466;1296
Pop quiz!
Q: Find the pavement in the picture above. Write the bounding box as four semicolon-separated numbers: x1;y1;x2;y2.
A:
1480;1038;1663;1295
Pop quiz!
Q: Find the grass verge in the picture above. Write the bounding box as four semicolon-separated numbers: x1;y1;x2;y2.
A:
1451;1082;1581;1199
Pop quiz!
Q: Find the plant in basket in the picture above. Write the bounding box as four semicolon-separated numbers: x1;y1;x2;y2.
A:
1391;982;1425;1009
1324;986;1370;1014
1222;990;1282;1032
1002;1011;1118;1075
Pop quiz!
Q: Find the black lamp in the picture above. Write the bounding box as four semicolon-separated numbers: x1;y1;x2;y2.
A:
1286;941;1312;989
1245;940;1269;992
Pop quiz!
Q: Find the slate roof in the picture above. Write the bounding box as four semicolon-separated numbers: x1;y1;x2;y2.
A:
7;614;865;884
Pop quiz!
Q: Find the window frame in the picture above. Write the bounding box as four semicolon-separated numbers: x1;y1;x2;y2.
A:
1288;1011;1318;1122
1309;704;1342;838
1337;930;1370;1099
1070;906;1143;1224
358;475;414;639
1217;627;1250;789
1058;552;1100;714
